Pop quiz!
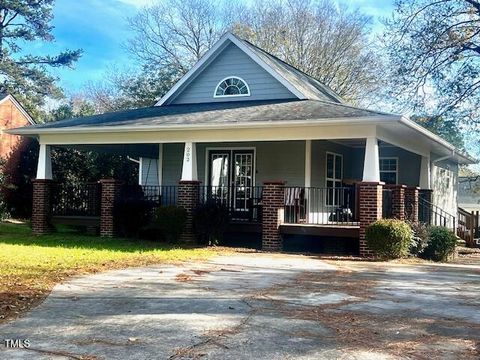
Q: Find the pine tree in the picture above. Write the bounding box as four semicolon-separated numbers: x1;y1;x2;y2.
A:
0;1;82;116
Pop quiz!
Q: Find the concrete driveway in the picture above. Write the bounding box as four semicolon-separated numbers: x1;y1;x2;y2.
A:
1;253;479;359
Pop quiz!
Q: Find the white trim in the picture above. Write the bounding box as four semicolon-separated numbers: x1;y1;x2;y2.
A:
155;33;232;106
155;32;305;106
325;151;343;206
204;146;256;186
379;157;398;185
325;151;343;186
305;140;311;188
213;76;251;98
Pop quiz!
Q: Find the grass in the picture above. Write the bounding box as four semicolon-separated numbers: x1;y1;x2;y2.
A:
0;222;226;323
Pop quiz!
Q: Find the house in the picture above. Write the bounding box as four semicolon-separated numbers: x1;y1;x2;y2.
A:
0;93;35;158
7;32;476;255
458;176;480;213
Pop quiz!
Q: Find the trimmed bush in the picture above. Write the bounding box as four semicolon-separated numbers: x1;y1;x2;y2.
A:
422;226;457;262
154;206;187;242
366;219;413;259
408;221;430;256
193;200;230;246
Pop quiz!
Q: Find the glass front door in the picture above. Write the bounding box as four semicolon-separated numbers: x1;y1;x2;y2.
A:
208;149;255;220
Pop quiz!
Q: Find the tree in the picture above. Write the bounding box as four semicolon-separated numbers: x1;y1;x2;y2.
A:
233;0;383;103
48;100;138;185
0;1;82;116
126;0;224;75
411;115;465;149
82;68;178;113
125;0;383;104
383;0;480;122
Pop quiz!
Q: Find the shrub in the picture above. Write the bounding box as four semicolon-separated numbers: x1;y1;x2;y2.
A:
114;184;154;237
422;226;457;262
154;206;187;242
408;221;430;256
193;200;230;246
366;219;413;259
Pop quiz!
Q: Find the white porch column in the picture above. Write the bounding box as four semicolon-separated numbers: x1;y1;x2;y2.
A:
362;136;380;182
304;140;311;188
181;142;198;181
36;143;52;180
158;143;163;186
419;155;431;189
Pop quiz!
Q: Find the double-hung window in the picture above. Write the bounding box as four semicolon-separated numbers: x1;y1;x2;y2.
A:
326;152;343;206
379;158;398;184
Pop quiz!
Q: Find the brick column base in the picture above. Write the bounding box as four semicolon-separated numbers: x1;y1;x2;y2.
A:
178;181;200;243
32;179;54;235
99;179;124;237
405;186;420;223
359;182;384;257
262;181;285;252
385;184;406;220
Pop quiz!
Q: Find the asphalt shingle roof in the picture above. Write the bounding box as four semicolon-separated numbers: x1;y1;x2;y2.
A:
29;99;394;130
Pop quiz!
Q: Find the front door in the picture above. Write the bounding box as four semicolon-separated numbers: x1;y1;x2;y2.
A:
208;149;255;220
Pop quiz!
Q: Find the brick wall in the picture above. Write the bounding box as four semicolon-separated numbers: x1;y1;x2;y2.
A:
99;179;123;237
262;181;285;251
405;186;420;223
178;181;200;243
385;184;406;220
0;97;32;158
31;179;53;234
359;182;383;257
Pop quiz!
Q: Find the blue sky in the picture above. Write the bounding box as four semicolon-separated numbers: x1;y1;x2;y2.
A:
38;0;395;94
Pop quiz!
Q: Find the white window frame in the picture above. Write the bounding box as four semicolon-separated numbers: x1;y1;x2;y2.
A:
213;76;251;98
325;152;343;207
325;152;343;186
379;157;398;185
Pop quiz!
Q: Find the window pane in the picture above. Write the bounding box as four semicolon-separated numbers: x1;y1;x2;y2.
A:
327;154;334;178
380;172;396;184
335;155;342;179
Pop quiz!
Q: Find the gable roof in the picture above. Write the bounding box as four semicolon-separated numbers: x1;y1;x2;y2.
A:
0;93;36;125
156;32;343;106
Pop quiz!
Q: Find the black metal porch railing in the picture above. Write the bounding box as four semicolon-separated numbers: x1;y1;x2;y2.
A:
199;185;263;223
51;182;101;217
283;186;357;226
419;196;456;232
121;184;178;207
382;188;393;219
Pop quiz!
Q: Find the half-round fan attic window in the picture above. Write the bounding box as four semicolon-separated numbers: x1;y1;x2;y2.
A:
214;76;250;98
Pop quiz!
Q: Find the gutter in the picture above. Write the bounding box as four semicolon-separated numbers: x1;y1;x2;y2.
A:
432;150;456;164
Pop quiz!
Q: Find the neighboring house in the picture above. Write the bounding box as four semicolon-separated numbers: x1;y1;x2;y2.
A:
458;176;480;212
8;32;476;255
0;93;35;158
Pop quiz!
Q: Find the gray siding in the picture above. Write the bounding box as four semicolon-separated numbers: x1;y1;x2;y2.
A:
311;140;356;187
140;158;159;186
162;143;184;186
196;141;305;187
432;156;458;216
159;141;424;189
170;43;296;105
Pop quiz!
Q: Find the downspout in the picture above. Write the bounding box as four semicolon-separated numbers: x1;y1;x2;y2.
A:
432;150;456;164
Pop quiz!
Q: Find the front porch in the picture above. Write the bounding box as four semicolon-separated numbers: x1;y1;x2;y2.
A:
31;133;439;256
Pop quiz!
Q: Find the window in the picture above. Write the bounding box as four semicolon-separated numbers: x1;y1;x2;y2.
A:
380;158;398;184
214;77;250;97
326;152;343;206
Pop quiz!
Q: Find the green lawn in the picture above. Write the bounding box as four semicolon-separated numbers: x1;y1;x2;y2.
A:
0;223;224;323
